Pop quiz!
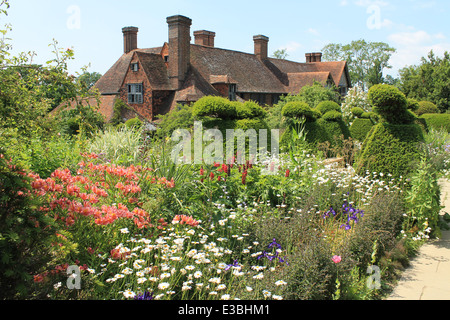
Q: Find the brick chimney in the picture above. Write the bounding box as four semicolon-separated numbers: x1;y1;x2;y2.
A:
253;35;269;60
167;15;192;90
306;52;322;62
122;26;138;54
194;30;215;47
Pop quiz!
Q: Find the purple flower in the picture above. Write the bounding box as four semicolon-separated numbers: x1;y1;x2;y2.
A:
225;259;239;271
134;291;154;300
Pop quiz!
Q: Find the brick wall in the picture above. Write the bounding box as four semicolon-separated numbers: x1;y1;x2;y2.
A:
119;53;154;121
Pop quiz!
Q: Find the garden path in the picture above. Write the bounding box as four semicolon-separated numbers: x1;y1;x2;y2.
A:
387;179;450;300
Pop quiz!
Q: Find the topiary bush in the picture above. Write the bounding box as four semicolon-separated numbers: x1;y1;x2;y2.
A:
356;122;424;178
281;101;317;122
322;110;343;122
349;118;374;142
368;84;411;124
420;114;450;132
416;101;440;116
351;107;365;119
407;98;420;112
316;100;342;115
192;96;237;120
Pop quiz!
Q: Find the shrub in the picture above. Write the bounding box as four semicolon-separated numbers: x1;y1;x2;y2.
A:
0;151;57;299
322;110;343;122
407;98;420;112
192;96;237;120
349;118;374;142
282;101;317;122
351;107;365;118
368;84;412;124
242;100;267;119
356;123;425;178
124;117;142;129
316;101;342;115
420;114;450;133
416;101;440;116
155;104;194;137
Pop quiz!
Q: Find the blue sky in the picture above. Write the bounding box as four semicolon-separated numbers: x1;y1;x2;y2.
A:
2;0;449;78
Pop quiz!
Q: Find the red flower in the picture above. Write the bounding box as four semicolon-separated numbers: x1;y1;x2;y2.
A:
285;169;290;177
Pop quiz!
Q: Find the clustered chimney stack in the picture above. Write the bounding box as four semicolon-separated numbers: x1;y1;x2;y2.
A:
253;35;269;60
167;15;192;90
194;30;216;47
306;52;322;63
122;26;139;54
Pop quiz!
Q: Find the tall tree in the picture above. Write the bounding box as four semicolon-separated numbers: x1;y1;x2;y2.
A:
398;50;450;113
322;39;396;91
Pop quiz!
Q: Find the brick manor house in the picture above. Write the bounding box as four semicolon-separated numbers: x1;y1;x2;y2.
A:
76;15;351;123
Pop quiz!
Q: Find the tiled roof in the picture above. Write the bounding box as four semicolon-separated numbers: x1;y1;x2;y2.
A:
135;51;172;91
190;44;287;94
286;72;333;94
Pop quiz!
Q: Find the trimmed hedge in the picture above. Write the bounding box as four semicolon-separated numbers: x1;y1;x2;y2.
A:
416;101;440;116
322;110;343;122
282;102;318;122
368;84;412;124
356;123;425;178
349;118;374;142
281;118;351;148
316;101;341;115
420;114;450;132
193;96;237;120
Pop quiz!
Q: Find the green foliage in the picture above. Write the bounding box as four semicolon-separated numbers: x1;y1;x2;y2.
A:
351;107;365;118
155;104;195;137
88;126;143;165
356;123;424;178
341;86;371;123
281;81;340;109
403;157;442;239
0;150;57;299
322;110;343;122
316;101;342;115
56;100;105;137
192;96;237;120
281;101;317;122
407;98;420;112
420;114;450;132
416;101;440;116
124;117;142;129
322;40;396;91
349;118;374;142
399;50;450;113
368;84;410;124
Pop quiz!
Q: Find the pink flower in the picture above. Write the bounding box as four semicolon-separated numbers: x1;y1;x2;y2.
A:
332;255;342;264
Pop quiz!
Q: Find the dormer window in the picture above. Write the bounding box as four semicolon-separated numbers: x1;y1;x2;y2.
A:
131;63;139;72
128;83;143;104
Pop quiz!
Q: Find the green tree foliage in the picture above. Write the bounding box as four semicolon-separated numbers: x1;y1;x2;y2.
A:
77;71;102;91
272;48;289;60
281;81;340;109
322;40;396;91
399;51;450;113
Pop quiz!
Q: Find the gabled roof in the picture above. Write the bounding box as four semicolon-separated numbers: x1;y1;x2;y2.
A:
286;72;334;94
267;58;350;89
135;51;172;91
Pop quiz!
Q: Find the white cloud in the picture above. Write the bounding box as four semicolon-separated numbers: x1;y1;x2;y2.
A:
387;30;449;75
307;28;320;36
